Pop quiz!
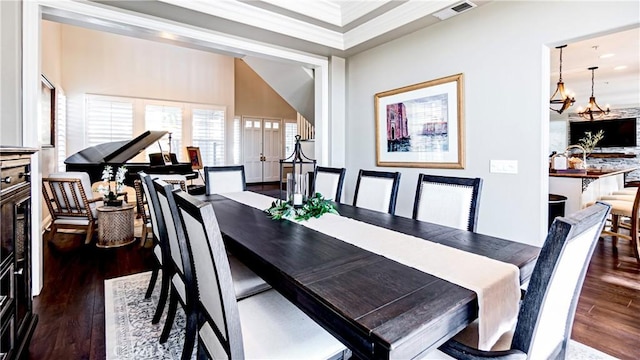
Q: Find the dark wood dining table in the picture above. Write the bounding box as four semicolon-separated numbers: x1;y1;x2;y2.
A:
198;193;540;360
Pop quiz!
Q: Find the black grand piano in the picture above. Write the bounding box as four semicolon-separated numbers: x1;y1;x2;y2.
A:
65;130;197;187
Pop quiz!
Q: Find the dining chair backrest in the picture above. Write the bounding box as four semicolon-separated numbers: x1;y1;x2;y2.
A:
42;172;98;220
204;165;247;195
313;166;346;202
512;202;610;358
173;190;244;359
139;172;164;244
153;179;185;275
353;169;401;214
153;174;187;191
412;174;483;232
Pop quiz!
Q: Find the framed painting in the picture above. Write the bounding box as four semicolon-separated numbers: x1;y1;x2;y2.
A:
186;146;203;169
375;73;464;169
40;74;55;147
161;151;173;165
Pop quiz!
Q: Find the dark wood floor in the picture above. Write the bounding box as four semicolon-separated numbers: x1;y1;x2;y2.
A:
29;210;640;359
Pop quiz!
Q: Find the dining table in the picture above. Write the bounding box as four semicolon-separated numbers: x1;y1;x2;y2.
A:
197;192;540;360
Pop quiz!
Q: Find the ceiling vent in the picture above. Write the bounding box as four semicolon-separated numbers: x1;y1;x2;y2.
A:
433;1;477;20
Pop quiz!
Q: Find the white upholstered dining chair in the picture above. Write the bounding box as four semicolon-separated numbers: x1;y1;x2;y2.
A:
353;169;401;214
42;172;101;244
153;180;270;359
412;174;483;232
171;190;349;360
204;165;246;195
433;202;610;359
312;166;346;202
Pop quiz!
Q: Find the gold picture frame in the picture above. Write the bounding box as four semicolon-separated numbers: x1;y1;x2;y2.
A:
375;73;464;169
186;146;203;170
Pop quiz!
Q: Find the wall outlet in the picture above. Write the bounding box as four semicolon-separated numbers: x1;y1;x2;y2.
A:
490;160;518;174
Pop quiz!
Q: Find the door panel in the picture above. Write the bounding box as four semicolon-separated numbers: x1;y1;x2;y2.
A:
243;118;263;183
242;117;283;183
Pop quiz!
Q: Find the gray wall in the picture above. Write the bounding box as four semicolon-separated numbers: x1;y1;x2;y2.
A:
345;1;639;246
1;0;22;145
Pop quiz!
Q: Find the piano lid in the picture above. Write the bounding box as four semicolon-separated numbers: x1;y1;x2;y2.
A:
65;130;168;164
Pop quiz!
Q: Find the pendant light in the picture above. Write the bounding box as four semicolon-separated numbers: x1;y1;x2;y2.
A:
550;45;575;114
578;66;610;121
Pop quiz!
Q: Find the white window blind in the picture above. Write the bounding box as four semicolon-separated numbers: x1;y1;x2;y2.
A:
145;104;183;159
85;96;134;147
285;122;298;157
192;108;225;166
56;89;67;171
233;117;240;165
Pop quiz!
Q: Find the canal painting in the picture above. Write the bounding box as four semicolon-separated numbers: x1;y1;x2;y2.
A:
386;93;449;153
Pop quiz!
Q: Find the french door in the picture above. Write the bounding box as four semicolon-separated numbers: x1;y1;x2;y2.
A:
243;117;282;183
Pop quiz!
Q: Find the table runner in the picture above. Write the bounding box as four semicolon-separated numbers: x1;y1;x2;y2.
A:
221;191;520;350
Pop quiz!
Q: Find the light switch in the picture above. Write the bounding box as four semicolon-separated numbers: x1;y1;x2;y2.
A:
490;160;518;174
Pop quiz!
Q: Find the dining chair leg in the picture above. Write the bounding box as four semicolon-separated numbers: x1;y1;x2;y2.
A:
145;266;159;299
152;269;171;324
181;309;198;360
160;287;178;343
611;214;620;248
631;216;640;265
197;338;208;360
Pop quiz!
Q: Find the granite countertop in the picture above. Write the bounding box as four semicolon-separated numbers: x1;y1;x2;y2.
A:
549;167;639;179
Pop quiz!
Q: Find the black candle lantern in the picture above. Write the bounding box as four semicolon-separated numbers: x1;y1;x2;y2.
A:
280;135;316;207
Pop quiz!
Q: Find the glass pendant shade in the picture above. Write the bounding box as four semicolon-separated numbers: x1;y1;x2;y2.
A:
550;45;575;114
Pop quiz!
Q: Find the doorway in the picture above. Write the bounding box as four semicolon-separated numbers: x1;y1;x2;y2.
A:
243;116;282;183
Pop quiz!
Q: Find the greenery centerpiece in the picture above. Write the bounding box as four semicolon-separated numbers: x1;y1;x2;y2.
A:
265;192;338;221
577;130;605;156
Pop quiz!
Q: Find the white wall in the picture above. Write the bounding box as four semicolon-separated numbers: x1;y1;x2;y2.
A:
346;1;639;246
59;23;235;159
0;0;22;145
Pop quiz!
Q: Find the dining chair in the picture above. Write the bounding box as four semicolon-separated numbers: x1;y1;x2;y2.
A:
312;166;346;202
42;172;101;244
435;202;611;359
596;186;640;265
153;181;270;358
171;190;350;360
139;172;173;324
353;169;401;214
153;174;188;191
412;174;483;232
204;165;247;195
133;179;152;245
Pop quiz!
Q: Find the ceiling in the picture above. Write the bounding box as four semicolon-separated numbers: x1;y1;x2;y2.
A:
550;27;640;112
88;0;490;57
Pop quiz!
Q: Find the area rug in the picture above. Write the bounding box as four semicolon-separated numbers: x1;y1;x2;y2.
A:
105;272;619;360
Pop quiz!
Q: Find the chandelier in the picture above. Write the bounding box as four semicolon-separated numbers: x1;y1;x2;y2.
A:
550;45;575;114
578;66;610;120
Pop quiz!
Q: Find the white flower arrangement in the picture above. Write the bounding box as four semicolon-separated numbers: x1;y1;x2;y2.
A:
97;165;128;198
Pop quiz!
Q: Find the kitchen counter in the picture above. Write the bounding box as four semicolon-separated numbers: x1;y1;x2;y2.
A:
549;167;637;217
549;167;638;179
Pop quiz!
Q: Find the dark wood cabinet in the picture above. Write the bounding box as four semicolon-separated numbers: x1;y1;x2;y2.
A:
0;147;38;360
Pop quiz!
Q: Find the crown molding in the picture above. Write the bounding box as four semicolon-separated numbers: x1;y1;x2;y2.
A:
159;0;460;51
41;0;329;67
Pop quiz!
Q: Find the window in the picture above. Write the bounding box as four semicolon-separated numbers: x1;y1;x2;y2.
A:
233;117;241;164
83;95;227;165
85;96;134;147
192;107;225;166
56;89;67;170
145;104;183;159
285;122;298;157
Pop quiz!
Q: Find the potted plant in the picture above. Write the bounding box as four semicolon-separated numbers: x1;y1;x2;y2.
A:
97;165;128;206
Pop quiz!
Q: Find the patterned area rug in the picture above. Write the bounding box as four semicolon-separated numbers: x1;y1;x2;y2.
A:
105;272;619;360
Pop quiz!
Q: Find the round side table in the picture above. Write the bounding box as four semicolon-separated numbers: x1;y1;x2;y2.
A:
97;204;136;248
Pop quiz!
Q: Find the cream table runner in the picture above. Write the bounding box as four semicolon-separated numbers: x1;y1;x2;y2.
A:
221;191;521;350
